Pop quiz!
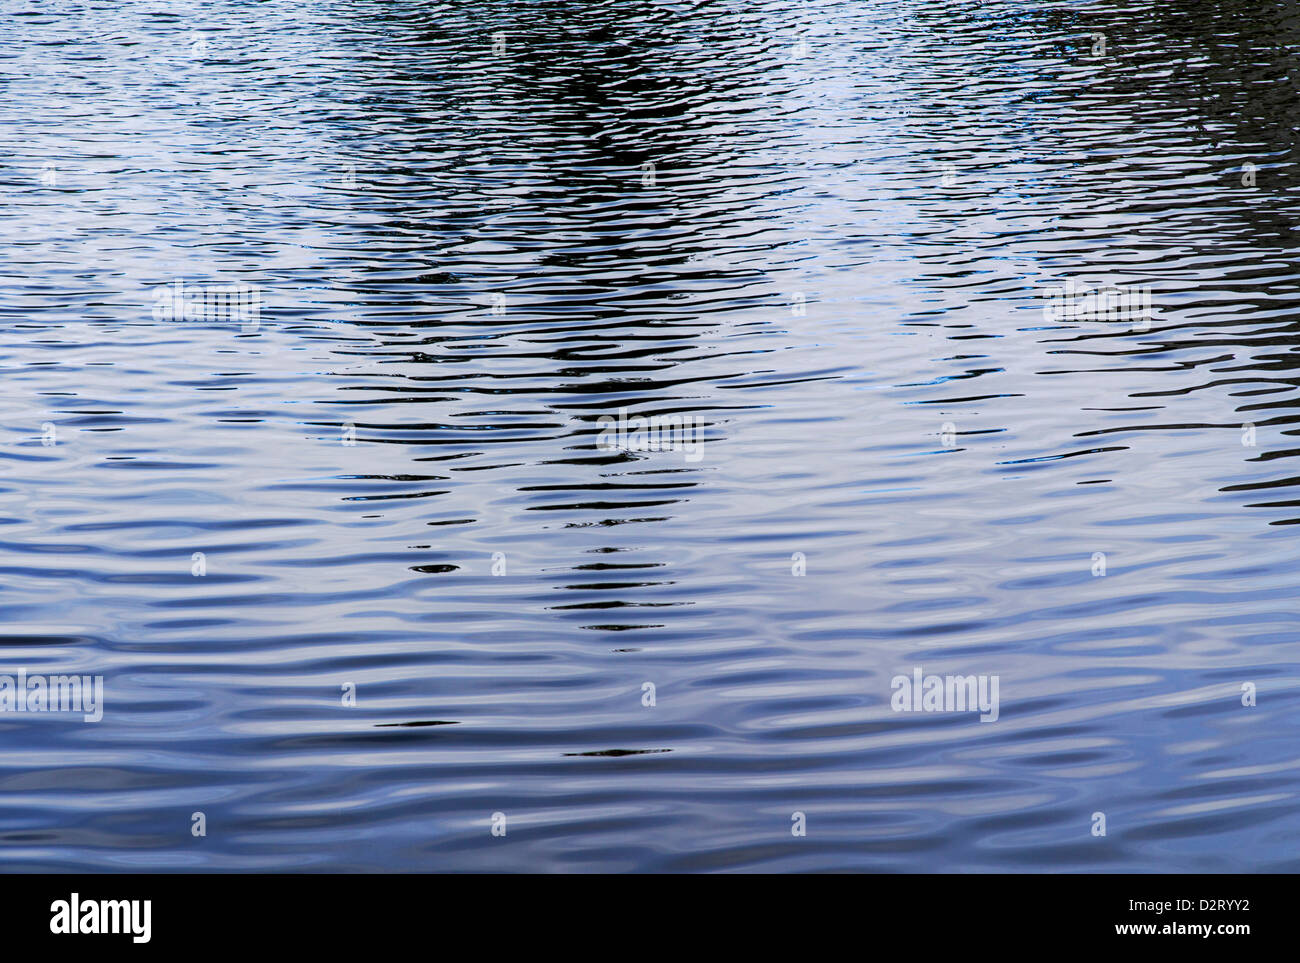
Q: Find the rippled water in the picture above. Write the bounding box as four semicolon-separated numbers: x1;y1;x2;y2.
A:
2;0;1299;872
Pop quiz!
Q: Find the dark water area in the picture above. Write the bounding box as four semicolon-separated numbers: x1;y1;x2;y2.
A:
1;0;1299;871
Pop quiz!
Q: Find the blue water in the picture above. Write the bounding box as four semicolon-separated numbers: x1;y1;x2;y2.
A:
2;0;1299;871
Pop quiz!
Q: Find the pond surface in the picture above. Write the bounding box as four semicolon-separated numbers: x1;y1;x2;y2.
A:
1;0;1298;870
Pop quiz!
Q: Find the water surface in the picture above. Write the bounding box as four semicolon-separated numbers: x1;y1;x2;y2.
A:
2;0;1299;871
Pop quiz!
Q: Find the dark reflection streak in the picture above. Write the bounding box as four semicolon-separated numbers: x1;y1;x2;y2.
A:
312;1;822;637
